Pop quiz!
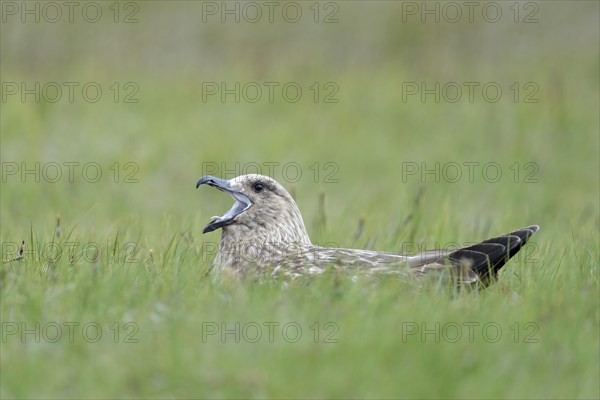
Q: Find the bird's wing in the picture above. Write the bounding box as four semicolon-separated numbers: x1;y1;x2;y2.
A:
273;225;539;285
275;226;539;285
410;225;540;285
275;246;410;277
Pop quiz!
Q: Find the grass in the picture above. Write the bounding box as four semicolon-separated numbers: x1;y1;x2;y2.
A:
1;2;599;399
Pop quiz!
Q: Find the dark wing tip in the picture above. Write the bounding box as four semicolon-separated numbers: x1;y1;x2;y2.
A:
448;225;540;285
528;225;540;232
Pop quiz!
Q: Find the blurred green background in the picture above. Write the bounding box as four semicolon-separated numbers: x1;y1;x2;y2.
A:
1;1;598;398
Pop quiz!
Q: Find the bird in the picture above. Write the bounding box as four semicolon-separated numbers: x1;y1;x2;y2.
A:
196;174;539;287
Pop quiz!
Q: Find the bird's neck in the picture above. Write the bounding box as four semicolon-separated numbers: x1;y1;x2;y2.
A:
215;220;311;271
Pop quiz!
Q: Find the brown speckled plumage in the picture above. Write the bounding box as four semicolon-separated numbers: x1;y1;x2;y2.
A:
197;174;539;286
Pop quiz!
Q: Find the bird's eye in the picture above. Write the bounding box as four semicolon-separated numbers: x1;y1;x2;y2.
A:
253;182;266;193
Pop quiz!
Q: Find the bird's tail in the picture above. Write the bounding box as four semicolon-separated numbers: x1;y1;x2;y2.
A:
409;225;539;287
447;225;540;286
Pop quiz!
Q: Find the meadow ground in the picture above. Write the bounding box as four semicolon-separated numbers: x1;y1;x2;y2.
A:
1;2;599;398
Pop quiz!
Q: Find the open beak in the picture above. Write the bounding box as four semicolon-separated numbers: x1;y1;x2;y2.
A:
196;176;252;233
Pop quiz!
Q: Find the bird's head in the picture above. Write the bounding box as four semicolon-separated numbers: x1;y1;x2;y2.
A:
196;174;311;244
